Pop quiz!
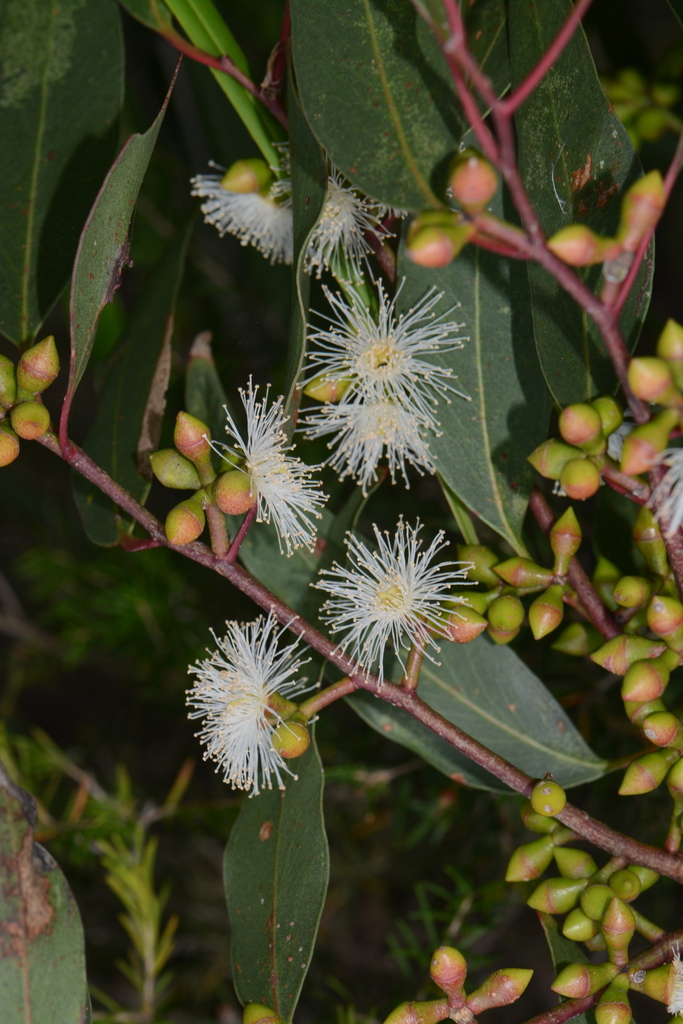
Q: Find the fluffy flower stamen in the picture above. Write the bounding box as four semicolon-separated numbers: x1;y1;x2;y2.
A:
305;168;389;282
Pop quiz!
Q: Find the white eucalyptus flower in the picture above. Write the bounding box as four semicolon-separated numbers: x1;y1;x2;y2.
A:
606;410;635;462
650;447;683;537
668;946;683;1015
305;168;389;282
315;519;471;681
212;379;327;555
187;614;310;794
191;162;293;265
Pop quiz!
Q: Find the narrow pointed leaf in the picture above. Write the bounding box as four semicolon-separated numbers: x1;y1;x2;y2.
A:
0;0;123;345
184;332;230;439
0;761;87;1022
224;736;329;1023
509;0;652;405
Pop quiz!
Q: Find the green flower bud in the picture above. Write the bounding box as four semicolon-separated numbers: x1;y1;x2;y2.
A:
303;374;353;403
243;1004;284;1024
383;1000;449;1024
584;932;608;951
527;876;587;914
547;225;620;267
551;622;603;656
647;595;683;651
580;883;615;921
621;654;674;702
448;149;498;211
487;594;524;632
624;696;667;727
601;896;635;964
637;107;670;141
551;960;618;998
493;557;553;588
642;710;683;748
405;212;474;268
627;864;659;890
561;907;600;942
590;635;666;676
0;353;16;409
592;396;623;437
174;411;214;471
592;556;620;610
628;356;682;406
446;604;488;644
456;545;500;586
10;400;50;440
16;335;59;394
651;81;680;105
529;585;565;640
165;492;206;546
221;158;273;194
520;799;562;835
447;591;491;615
271;713;310;759
149;449;202;490
559;403;604;448
620;409;678;476
553;847;597;879
613;575;653;608
505;835;555;881
595;975;631;1024
657;319;683;389
465;969;533;1014
618;748;680;795
634;507;669;576
528;438;584;480
429;945;467;997
608;869;641;902
618;169;665;253
560;458;601;500
215;469;255;515
667;756;683;799
629;963;674;1004
530;777;567;817
550;508;582;575
0;422;20;467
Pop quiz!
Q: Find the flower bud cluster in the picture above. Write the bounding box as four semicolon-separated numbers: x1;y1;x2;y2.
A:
0;336;60;467
602;67;681;151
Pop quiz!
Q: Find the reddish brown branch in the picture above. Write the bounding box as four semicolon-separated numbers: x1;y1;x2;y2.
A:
601;463;650;505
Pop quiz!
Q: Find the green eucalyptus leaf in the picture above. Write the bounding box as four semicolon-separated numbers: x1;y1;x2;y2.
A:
509;0;652;405
184;331;230;440
0;0;123;346
396;185;551;553
117;0;174;32
0;761;87;1023
348;636;607;791
73;219;192;545
67;67;177;407
224;736;329;1023
290;0;508;211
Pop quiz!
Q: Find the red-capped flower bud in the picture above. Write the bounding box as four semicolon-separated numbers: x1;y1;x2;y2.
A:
618;170;665;252
448;149;498;211
592;396;623;437
551;961;618;998
383;1000;449;1024
560;458;601;500
618;748;680;794
447;591;490;615
547;225;620;266
601;896;636;965
620;651;677;702
505;835;555;881
406;213;474;268
595;975;631;1024
627;864;659;891
580;883;615;921
465;969;533;1014
16;335;60;394
559;403;604;448
590;635;666;675
629;963;675;1005
215;469;255;515
608;869;642;901
165;492;206;546
0;422;20;467
550;508;582;575
493;557;553;588
221;159;273;194
528;438;584;479
647;595;683;650
487;594;524;645
531;777;567;816
447;605;488;644
10;400;50;439
613;575;653;608
634;507;669;576
429;945;467;997
657;319;683;389
553;847;597;879
520;799;563;835
303;374;353;404
562;907;600;942
456;545;499;586
527;876;587;914
174;411;214;474
667;757;683;799
529;585;565;640
243;1005;284;1024
149;449;202;490
271;713;310;759
0;354;16;409
624;697;667;727
628;356;682;406
642;710;683;748
551;622;603;656
620;408;678;476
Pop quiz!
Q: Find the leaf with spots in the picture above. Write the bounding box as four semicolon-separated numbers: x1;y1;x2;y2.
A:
0;760;87;1023
224;735;329;1022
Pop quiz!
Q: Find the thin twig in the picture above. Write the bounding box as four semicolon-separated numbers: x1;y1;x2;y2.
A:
226;503;258;565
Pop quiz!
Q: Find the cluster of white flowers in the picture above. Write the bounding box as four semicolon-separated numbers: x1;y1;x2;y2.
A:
187;613;310;795
300;280;467;492
210;379;327;556
651;447;683;537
